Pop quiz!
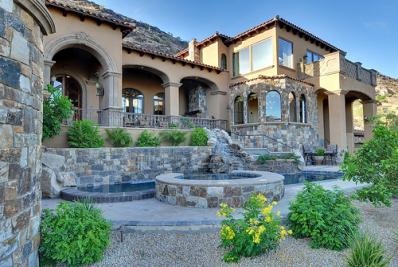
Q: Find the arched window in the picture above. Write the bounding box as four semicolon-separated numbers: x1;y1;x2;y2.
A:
265;91;281;121
247;93;258;123
234;96;244;124
153;93;165;115
122;88;144;113
221;53;227;70
289;92;297;122
299;94;307;123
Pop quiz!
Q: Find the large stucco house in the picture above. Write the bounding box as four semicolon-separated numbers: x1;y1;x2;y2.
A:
43;0;377;154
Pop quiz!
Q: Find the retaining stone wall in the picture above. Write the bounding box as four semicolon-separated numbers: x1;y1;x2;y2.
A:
43;147;212;190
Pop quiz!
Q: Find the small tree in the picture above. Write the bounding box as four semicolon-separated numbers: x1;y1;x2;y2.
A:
341;119;398;206
43;85;73;140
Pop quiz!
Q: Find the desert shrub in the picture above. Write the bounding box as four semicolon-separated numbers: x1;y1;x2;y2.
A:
159;129;187;146
257;153;300;164
40;201;111;266
346;232;391;267
43;84;73;140
191;128;208;146
218;193;291;262
136;130;160;147
341;124;398;206
257;154;277;164
67;120;104;148
288;182;360;250
105;128;133;147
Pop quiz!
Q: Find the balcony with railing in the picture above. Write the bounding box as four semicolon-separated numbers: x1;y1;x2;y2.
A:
64;108;228;130
298;52;377;88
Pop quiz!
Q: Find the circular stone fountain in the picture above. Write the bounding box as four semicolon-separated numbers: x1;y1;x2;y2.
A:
155;171;284;208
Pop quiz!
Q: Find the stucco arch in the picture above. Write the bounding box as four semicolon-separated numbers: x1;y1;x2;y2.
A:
123;65;170;84
179;76;218;91
45;32;118;73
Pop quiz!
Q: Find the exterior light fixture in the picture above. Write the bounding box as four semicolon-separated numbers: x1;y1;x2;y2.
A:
96;81;104;96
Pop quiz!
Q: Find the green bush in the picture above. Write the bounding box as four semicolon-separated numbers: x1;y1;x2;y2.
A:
105;128;133;147
346;232;391;267
288;182;361;250
341;124;398;206
191;128;208;146
136;130;160;147
159;129;187;146
67;120;104;148
40;202;111;266
257;153;300;164
217;193;290;262
43;84;73;140
314;148;325;156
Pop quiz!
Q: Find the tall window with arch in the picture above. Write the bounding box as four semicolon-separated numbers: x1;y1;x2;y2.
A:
299;94;307;123
122;88;144;113
220;53;227;70
288;92;297;122
234;96;244;124
265;91;281;121
153;93;165;115
247;93;258;123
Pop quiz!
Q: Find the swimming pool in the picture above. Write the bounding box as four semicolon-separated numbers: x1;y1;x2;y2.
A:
283;171;343;185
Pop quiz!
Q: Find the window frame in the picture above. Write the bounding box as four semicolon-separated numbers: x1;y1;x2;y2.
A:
233;95;244;125
278;37;294;68
306;49;324;64
153;92;165;115
265;90;282;122
122;88;144;114
251;38;273;71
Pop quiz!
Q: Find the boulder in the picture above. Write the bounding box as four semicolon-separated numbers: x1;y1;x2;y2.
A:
42;152;65;169
41;167;62;198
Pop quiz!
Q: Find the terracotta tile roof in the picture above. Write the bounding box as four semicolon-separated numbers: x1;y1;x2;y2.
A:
45;0;135;35
176;16;345;58
229;74;314;88
122;43;225;74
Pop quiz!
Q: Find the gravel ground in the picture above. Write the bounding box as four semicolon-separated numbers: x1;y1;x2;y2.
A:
93;200;398;267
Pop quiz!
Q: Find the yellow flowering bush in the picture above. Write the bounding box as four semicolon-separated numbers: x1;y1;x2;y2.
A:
218;193;291;262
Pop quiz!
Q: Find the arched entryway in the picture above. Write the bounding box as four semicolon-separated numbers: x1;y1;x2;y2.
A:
52;75;83;120
234;96;244;124
247;93;258;123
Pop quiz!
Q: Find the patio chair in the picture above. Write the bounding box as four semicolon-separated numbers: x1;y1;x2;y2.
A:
325;144;338;165
303;144;315;165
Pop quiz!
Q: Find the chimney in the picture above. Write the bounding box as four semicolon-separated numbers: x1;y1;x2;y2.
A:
187;38;200;62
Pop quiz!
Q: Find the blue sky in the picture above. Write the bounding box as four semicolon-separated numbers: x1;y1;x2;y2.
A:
95;0;397;77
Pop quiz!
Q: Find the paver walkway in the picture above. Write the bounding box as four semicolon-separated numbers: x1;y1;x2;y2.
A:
42;177;364;229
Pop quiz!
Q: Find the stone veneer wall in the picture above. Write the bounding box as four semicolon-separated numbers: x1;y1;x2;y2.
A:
43;147;212;190
0;1;54;266
230;78;320;151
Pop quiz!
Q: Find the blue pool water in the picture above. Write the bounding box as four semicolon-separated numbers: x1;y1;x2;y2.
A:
78;181;155;193
282;171;343;185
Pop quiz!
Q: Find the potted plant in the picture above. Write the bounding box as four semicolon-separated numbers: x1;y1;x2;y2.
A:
314;148;325;165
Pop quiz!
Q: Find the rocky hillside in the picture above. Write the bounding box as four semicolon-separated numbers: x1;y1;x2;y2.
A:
124;22;187;55
376;73;398;115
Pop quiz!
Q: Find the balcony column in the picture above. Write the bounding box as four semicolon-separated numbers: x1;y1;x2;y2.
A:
327;90;348;153
44;60;56;86
362;100;377;141
163;82;182;116
100;71;123;126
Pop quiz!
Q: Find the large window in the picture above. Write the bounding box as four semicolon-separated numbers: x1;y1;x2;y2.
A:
153;93;164;115
122;88;144;113
232;38;273;76
234;96;244;124
278;38;293;68
299;94;307;123
220;53;227;70
306;50;324;64
265;91;281;121
252;39;273;71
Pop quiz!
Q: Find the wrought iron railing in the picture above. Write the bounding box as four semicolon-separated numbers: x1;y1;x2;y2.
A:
64;108;228;130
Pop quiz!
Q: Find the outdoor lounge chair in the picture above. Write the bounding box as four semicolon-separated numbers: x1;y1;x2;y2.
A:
303;144;315;165
325;144;338;165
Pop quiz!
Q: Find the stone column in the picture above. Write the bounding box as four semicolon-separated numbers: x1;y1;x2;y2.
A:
327;90;348;152
100;71;123;126
43;59;55;86
345;100;354;153
163;82;182;116
0;1;55;266
362;100;377;141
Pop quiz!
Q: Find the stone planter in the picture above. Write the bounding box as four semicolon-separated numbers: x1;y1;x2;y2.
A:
313;156;324;165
